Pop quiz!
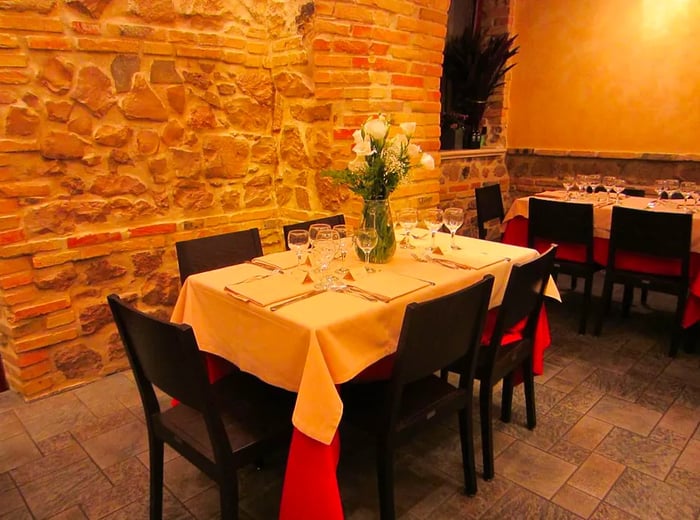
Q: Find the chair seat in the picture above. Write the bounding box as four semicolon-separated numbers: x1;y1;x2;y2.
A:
342;376;469;434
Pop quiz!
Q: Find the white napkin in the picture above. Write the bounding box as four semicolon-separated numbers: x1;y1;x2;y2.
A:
225;274;312;306
431;248;508;270
251;250;303;270
348;271;432;302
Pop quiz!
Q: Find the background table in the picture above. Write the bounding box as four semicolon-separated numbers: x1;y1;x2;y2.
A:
171;233;558;519
503;191;700;328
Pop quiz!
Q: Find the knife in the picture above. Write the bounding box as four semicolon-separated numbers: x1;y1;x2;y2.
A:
269;289;325;311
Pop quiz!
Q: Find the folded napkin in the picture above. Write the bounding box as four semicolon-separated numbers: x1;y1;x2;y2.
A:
225;274;311;307
432;247;508;270
347;271;432;302
533;191;567;200
251;250;303;270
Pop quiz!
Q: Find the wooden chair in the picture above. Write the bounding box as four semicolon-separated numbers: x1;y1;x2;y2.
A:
282;214;345;249
528;198;601;334
475;183;505;240
175;228;263;284
475;245;557;482
593;207;692;357
107;294;295;520
341;276;494;518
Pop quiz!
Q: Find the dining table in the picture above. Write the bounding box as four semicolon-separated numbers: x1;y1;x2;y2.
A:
170;231;560;519
502;190;700;328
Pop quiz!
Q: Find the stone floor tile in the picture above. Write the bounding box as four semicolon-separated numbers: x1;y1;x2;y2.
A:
662;358;700;388
495;441;576;499
36;431;79;456
46;506;88;519
583;369;650;402
665;467;700;494
565;415;613;450
557;385;605;414
675;439;700;475
552;484;599;519
0;390;24;415
478;485;580;519
658;402;700;437
567;452;625;499
72;373;139;418
71;408;141;443
495;404;580;451
0;485;26;516
163;455;216;503
588;395;662;436
0;411;25;441
676;384;700;410
79;419;148;469
635;375;686;413
19;458;111;519
589;502;639;520
0;433;41;474
99;489;194;520
428;477;511;520
649;425;689;450
605;467;700;519
14;392;96;443
548;439;591;466
596;427;680;480
10;443;88;486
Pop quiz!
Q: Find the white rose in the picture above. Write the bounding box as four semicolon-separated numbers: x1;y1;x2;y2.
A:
407;143;421;158
400;122;416;137
364;117;389;141
352;129;364;146
352;137;374;157
420;153;435;170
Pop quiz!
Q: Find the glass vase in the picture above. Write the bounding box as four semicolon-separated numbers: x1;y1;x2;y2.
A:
356;198;396;264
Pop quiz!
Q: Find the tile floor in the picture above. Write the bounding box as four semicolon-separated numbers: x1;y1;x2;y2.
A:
1;273;699;519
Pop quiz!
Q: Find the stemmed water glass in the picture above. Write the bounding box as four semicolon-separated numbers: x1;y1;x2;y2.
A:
443;207;464;250
603;176;616;201
575;174;588;199
666;179;680;200
397;208;418;249
313;229;338;289
680;181;697;212
588;174;601;196
356;226;378;273
562;175;574;200
308;223;331;247
423;208;444;252
612;178;626;204
333;224;354;274
287;229;310;270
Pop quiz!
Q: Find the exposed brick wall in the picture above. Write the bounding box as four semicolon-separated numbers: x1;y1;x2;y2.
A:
0;0;460;398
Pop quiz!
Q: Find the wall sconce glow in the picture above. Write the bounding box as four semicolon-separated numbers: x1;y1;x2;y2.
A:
642;0;689;35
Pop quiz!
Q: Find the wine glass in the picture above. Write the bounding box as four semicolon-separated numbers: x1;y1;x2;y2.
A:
588;174;601;195
653;179;666;203
612;178;626;204
562;175;574;200
313;229;338;289
422;208;444;252
442;207;464;250
333;224;354;274
397;208;418;249
308;223;331;247
575;174;588;199
356;227;378;273
602;176;616;201
287;229;310;270
680;181;696;212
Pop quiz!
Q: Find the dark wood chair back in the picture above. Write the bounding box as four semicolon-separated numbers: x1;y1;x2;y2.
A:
528;198;593;259
176;228;263;284
282;214;345;249
475;184;505;240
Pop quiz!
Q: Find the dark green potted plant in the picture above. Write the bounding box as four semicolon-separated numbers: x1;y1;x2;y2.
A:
441;30;518;149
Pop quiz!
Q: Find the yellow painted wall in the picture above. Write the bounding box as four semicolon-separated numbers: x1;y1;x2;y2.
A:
508;0;700;154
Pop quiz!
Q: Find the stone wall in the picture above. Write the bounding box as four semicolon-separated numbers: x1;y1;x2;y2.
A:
0;0;452;398
508;149;700;199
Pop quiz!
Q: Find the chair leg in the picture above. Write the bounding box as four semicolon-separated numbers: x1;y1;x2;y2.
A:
570;275;577;291
669;293;688;358
622;285;634;317
579;274;593;334
500;375;513;423
523;358;537;430
594;277;614;336
479;382;495;481
148;437;164;520
458;406;477;496
219;472;239;520
376;443;395;520
440;368;449;381
641;287;649;306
